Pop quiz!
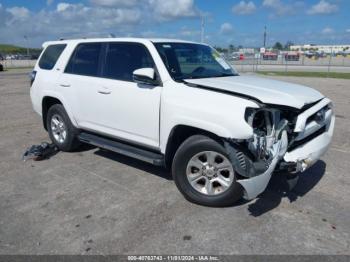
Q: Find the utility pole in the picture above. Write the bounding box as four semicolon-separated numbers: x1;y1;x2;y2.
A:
200;15;205;43
24;35;29;56
327;46;333;77
263;26;267;48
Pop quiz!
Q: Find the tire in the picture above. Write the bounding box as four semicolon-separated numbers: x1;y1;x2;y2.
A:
46;104;80;152
172;135;243;207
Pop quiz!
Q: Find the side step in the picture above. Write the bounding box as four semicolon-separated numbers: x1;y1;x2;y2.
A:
78;132;165;166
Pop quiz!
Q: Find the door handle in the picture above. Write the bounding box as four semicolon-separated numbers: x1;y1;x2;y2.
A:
59;84;71;87
98;90;111;95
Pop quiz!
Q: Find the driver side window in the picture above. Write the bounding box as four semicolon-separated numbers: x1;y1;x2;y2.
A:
102;42;155;82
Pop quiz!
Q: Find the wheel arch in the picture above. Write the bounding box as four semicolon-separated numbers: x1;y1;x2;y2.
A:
164;125;224;169
42;96;62;130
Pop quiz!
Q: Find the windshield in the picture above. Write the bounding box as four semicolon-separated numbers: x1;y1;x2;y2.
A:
154;42;238;81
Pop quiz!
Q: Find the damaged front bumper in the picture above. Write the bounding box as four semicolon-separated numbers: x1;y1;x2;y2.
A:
237;132;288;200
226;98;335;200
283;107;335;172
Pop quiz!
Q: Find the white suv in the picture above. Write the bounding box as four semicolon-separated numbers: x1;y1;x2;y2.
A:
30;38;335;206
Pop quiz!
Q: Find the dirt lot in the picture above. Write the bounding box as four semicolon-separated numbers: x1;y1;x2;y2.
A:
0;70;349;255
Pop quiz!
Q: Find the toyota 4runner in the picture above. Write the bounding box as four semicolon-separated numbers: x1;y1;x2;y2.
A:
30;38;335;206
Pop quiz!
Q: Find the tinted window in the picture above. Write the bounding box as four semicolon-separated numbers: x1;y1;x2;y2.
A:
39;44;66;70
65;43;102;77
102;43;154;81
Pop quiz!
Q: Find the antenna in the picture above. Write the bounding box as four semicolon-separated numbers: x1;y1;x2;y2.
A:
263;25;267;48
201;15;205;43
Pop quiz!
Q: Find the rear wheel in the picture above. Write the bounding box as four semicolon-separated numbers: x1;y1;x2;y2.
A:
46;104;80;151
172;135;243;207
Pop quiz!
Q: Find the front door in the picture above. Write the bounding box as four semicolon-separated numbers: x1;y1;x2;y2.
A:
95;42;161;148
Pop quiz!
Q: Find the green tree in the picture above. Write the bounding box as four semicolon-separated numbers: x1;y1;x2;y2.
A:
213;46;228;53
273;42;283;50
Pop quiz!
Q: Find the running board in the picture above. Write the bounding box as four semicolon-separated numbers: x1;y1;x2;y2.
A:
78;132;165;166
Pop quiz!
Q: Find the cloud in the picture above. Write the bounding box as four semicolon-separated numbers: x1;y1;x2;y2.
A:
232;1;256;15
149;0;199;20
0;1;202;47
322;26;334;34
90;0;138;7
0;3;142;45
46;0;54;6
6;6;30;20
307;0;338;15
220;23;233;34
56;2;72;12
346;29;350;33
262;0;302;16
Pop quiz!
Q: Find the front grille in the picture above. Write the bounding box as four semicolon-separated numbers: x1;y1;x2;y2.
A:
289;126;326;151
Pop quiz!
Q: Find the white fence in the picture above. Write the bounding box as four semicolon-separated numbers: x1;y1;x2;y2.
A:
230;55;350;73
1;60;36;69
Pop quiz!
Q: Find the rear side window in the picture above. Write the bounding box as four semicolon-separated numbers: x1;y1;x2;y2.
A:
65;43;102;77
39;44;66;70
102;43;154;81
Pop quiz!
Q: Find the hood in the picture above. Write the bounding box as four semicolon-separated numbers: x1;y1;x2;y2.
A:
185;75;324;109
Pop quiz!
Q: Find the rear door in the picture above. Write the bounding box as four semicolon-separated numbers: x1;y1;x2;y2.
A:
58;42;105;129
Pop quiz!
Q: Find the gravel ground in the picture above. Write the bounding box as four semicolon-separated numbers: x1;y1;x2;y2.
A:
0;71;349;255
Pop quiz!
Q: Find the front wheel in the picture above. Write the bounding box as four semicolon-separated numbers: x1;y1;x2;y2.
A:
172;135;243;207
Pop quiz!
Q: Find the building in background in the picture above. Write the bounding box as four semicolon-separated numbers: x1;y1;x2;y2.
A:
238;48;255;55
290;44;350;54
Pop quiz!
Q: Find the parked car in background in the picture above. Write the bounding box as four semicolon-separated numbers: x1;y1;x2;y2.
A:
31;54;40;60
231;52;240;61
285;52;300;61
262;52;278;60
30;38;335;206
304;51;314;58
0;54;3;71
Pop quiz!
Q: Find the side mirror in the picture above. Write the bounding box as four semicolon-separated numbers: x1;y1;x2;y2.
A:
133;68;158;85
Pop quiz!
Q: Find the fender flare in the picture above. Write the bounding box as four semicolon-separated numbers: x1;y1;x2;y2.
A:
41;91;78;128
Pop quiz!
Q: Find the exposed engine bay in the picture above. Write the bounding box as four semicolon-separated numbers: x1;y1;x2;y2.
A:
226;108;290;175
224;107;295;199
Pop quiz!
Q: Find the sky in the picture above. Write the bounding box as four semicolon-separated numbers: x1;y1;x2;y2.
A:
0;0;349;48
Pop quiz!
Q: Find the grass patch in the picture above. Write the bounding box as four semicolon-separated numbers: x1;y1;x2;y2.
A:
257;71;350;79
0;44;41;54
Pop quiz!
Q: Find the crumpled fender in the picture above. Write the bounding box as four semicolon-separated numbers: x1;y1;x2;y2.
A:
234;130;288;200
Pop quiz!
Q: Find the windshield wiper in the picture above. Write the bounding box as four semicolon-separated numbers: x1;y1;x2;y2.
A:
214;73;237;77
186;75;205;79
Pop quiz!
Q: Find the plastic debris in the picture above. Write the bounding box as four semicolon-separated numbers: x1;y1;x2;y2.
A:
22;142;58;162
